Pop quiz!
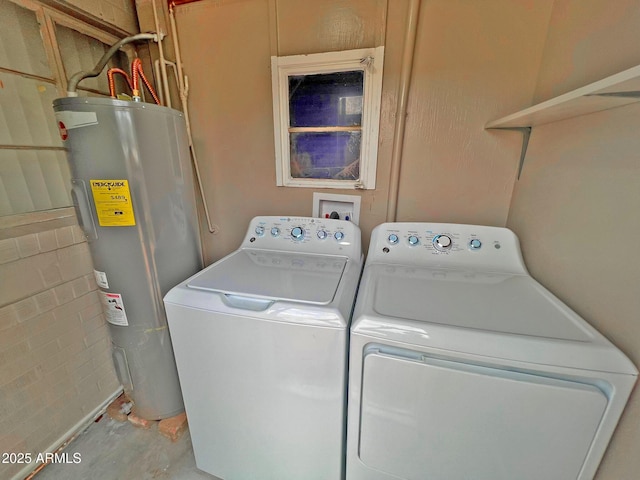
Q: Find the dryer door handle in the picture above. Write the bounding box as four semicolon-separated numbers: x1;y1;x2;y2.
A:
222;294;274;312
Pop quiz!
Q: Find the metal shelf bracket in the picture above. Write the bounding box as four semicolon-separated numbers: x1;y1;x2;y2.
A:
489;126;532;180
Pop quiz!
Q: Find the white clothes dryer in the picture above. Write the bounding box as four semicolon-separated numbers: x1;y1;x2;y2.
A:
346;223;637;480
164;216;362;480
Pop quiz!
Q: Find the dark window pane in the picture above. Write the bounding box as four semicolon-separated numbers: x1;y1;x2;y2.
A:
289;71;363;127
290;132;361;180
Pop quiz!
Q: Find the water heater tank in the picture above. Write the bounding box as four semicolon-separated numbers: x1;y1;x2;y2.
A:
53;97;203;420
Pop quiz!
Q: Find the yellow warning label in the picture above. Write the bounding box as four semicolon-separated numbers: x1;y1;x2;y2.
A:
90;179;136;226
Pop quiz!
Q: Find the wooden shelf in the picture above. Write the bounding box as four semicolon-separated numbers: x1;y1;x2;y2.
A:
487;64;640;129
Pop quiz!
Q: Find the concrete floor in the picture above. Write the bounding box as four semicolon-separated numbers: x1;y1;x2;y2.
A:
34;415;218;480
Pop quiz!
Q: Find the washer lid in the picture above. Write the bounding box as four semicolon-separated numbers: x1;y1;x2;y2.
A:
369;265;591;341
187;249;347;305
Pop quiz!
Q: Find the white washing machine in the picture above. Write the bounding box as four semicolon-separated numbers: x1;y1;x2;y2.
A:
346;222;637;480
164;216;362;480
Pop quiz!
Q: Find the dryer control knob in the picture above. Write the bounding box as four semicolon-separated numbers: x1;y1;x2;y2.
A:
433;234;452;251
255;226;265;236
334;231;345;241
408;235;420;246
291;227;304;241
317;230;328;240
388;233;399;245
270;227;280;237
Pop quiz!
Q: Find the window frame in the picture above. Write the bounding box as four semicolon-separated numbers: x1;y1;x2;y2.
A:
271;46;384;190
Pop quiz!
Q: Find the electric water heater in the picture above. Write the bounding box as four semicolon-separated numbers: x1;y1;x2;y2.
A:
53;97;202;420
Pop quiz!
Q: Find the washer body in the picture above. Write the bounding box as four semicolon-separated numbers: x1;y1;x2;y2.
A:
164;216;362;480
346;223;637;480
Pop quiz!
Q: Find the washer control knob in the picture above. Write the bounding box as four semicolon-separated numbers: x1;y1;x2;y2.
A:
255;226;265;236
433;234;452;251
469;238;482;250
334;231;345;241
317;230;328;240
270;227;280;237
291;227;304;241
388;234;399;245
408;235;420;246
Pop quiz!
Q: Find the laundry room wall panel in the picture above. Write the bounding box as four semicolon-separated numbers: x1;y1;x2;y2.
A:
532;0;640;104
173;0;297;261
395;0;553;227
171;0;555;262
273;0;387;57
172;0;401;262
507;104;640;480
507;3;640;478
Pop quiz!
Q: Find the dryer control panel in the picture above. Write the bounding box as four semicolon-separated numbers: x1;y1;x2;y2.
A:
367;222;527;274
241;216;362;261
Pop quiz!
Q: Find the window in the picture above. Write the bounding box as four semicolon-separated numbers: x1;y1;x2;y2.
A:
271;47;384;189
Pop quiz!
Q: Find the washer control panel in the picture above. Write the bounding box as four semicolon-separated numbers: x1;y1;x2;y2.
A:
242;216;361;260
373;222;526;273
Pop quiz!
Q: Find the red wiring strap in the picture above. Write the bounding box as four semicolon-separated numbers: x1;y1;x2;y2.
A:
107;68;133;98
131;58;161;105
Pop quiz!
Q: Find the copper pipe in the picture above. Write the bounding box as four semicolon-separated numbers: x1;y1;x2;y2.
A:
107;68;133;98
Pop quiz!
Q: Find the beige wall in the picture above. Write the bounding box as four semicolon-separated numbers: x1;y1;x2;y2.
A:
533;0;640;102
507;1;640;478
397;0;553;225
172;0;552;262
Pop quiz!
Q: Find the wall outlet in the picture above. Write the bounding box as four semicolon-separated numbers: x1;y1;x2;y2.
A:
312;193;361;225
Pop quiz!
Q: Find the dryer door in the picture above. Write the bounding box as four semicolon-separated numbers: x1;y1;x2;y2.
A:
358;349;607;480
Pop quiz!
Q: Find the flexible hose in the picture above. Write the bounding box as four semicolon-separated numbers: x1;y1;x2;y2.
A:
66;33;157;95
107;68;133;98
131;58;161;105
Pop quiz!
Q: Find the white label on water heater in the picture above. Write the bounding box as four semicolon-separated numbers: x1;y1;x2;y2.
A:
94;269;109;289
100;292;129;326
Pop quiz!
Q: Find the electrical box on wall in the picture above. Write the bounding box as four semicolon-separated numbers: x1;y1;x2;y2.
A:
312;192;361;225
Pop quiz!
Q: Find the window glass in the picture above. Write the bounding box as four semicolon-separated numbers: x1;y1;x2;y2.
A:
290;131;361;180
289;71;363;128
